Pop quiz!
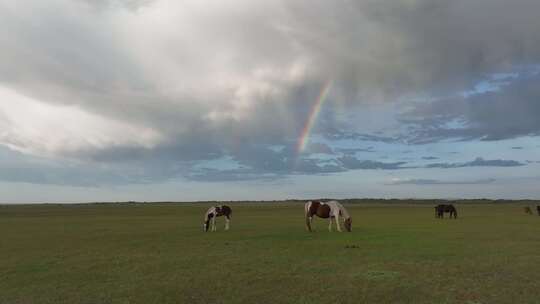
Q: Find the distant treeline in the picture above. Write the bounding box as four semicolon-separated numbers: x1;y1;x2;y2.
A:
79;198;540;205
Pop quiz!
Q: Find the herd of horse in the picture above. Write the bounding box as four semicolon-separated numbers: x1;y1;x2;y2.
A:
203;202;540;232
203;200;353;232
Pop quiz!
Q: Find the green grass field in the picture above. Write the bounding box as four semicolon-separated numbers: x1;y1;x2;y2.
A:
1;202;539;304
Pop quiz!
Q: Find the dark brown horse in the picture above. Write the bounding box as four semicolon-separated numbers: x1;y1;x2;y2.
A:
435;204;457;219
203;205;232;232
537;206;540;216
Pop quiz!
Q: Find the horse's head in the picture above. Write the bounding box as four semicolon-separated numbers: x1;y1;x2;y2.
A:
344;217;352;232
203;219;210;232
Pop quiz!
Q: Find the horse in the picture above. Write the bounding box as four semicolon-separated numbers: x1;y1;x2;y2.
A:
537;206;540;216
524;206;533;215
305;200;352;232
203;205;232;232
435;204;457;219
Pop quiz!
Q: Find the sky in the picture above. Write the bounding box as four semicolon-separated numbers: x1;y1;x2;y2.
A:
1;0;540;203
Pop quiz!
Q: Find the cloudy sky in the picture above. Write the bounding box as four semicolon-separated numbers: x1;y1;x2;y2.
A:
2;0;540;203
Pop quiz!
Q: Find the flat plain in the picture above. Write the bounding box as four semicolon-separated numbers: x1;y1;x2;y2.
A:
1;202;539;304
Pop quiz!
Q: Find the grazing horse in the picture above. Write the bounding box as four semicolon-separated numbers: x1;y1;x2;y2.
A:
435;204;458;219
305;200;352;232
203;205;232;232
524;206;533;215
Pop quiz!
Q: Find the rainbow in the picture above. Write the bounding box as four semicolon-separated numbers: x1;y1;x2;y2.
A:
296;80;332;154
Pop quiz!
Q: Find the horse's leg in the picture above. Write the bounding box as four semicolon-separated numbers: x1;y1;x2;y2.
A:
328;218;333;232
225;216;230;231
335;214;342;232
306;216;313;232
212;216;217;231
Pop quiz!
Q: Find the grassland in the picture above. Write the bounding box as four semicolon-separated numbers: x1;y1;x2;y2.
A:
1;202;540;304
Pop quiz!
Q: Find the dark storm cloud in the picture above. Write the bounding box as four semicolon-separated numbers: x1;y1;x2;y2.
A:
1;0;540;184
0;147;142;186
388;178;496;185
186;168;282;182
323;130;398;143
337;156;408;170
401;72;540;143
294;159;345;174
336;147;375;154
425;157;524;169
304;143;335;155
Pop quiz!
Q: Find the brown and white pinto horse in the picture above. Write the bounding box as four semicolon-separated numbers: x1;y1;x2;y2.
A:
203;205;232;232
305;200;352;232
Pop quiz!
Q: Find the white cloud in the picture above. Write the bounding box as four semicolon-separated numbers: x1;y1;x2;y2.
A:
0;86;163;157
1;0;540;183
